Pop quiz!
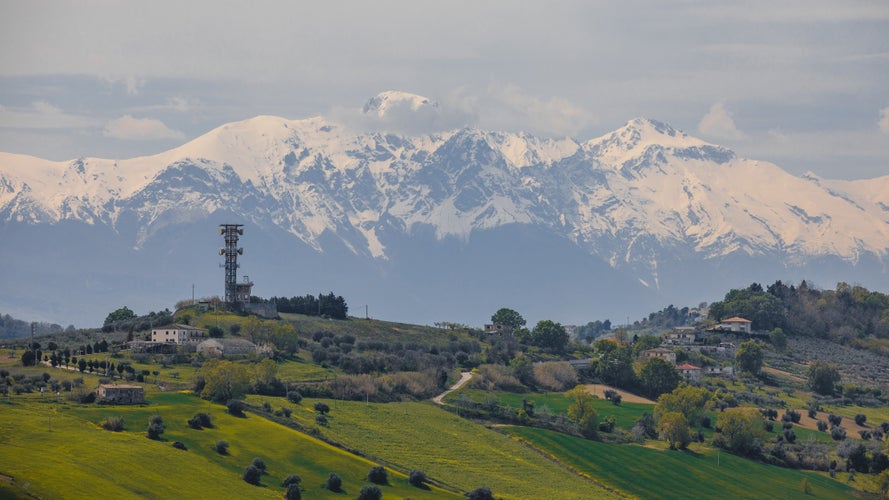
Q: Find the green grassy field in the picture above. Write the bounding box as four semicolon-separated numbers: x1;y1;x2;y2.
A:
247;395;622;499
504;426;858;500
449;388;652;429
0;391;456;499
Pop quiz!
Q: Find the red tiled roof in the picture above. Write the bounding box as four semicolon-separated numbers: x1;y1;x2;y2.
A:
676;363;700;370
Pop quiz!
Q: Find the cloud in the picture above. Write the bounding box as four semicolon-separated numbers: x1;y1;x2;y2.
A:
698;102;745;140
879;106;889;134
481;83;592;137
103;115;184;140
0;101;100;129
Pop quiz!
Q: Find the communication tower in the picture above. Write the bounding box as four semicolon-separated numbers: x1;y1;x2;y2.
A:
218;224;247;305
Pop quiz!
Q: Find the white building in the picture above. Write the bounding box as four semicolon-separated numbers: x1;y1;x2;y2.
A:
151;324;207;345
719;317;752;334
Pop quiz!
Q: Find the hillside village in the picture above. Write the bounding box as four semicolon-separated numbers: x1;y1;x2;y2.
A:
3;276;889;498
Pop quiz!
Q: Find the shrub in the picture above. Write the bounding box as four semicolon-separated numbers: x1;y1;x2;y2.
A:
172;441;187;451
314;402;331;415
783;409;801;423
358;485;382;500
611;394;622;405
855;413;867;426
807;408;817;419
251;457;267;473
279;407;292;418
226;399;247;417
532;361;577;391
285;483;302;500
817;420;828;432
830;426;846;440
367;465;388;485
286;390;303;404
101;416;125;431
828;414;842;427
282;474;301;487
783;429;797;444
146;415;164;440
763;420;774;432
860;430;872;440
316;414;328;426
409;469;427;488
326;473;342;492
215;440;229;455
243;465;262;485
466;486;495;500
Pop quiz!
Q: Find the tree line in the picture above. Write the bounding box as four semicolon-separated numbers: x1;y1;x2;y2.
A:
264;292;348;319
708;280;889;340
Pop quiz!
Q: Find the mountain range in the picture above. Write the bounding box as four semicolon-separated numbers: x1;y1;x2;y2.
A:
2;91;888;328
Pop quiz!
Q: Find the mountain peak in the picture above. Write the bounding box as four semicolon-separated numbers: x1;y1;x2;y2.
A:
362;91;439;118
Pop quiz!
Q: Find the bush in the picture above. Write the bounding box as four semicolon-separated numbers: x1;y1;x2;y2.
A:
282;474;302;487
763;420;774;432
146;415;164;440
830;426;847;441
285;483;302;500
358;485;382;500
316;414;328;426
227;399;247;417
855;413;867;426
828;414;842;427
409;469;427;488
367;465;388;485
101;416;125;431
783;429;797;444
817;420;828;432
286;390;303;404
532;361;577;391
314;402;331;415
215;440;229;455
188;412;213;429
466;486;495;500
251;457;267;473
243;465;262;485
172;441;187;451
325;473;342;492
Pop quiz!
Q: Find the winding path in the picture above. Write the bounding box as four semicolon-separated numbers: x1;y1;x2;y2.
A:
432;371;473;404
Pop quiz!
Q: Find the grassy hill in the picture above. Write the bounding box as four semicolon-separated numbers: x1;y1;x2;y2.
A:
505;426;857;499
0;389;456;499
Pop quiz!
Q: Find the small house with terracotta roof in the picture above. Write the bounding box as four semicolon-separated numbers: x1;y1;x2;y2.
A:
676;363;701;383
719;317;752;334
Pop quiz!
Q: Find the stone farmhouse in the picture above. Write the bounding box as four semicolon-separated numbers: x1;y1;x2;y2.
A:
197;338;257;357
639;347;677;364
676;363;702;383
96;384;145;404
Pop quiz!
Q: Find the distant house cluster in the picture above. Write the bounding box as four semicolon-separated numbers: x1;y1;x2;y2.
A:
631;320;751;382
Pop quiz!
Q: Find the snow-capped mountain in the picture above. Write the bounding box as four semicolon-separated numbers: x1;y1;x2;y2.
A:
2;92;888;327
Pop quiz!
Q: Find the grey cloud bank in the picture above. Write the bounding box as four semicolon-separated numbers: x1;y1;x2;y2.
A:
0;0;887;179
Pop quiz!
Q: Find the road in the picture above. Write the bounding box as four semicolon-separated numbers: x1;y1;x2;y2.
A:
432;371;473;404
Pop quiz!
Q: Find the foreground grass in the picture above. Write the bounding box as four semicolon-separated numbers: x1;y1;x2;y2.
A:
253;395;622;499
0;391;454;499
504;426;858;500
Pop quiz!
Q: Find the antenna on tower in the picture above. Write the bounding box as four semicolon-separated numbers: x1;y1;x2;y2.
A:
219;224;247;306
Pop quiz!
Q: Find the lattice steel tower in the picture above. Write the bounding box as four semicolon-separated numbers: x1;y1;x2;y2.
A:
218;224;244;305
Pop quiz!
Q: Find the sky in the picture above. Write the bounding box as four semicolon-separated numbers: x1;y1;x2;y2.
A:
1;1;888;180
